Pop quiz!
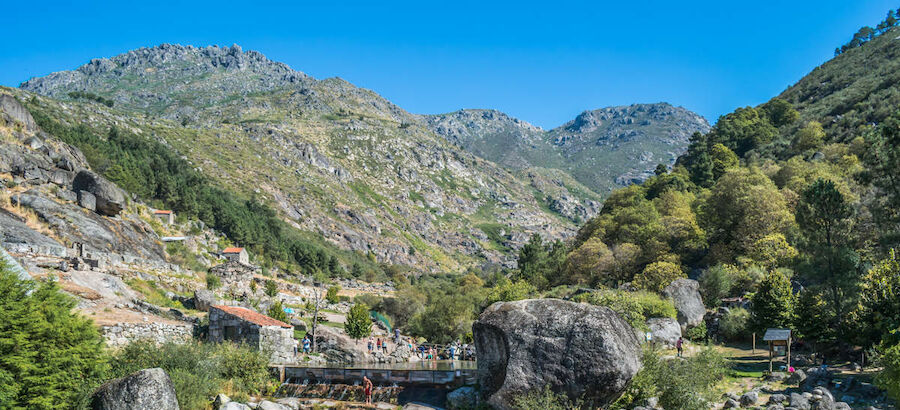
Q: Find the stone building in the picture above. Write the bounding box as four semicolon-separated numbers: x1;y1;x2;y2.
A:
153;209;175;225
208;305;295;364
222;247;249;264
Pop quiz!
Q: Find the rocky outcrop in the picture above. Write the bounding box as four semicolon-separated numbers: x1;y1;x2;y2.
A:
473;298;641;409
0;94;37;131
313;325;369;363
447;386;478;410
647;317;681;348
90;368;179;410
73;170;127;216
662;279;706;330
193;289;216;312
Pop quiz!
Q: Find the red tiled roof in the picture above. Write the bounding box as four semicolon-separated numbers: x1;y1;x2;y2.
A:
212;305;291;328
153;210;172;215
222;247;244;254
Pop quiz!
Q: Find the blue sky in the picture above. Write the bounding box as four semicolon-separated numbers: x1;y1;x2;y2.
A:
2;1;896;128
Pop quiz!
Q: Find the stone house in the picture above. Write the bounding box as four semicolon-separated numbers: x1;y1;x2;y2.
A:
222;247;249;264
208;305;295;364
153;209;175;225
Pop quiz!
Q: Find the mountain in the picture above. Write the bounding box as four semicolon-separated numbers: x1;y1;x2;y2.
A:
423;103;710;194
17;44;605;272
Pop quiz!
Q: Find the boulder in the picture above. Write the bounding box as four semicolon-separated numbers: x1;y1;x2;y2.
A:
221;403;251;410
0;94;37;132
194;289;216;312
788;369;808;385
72;170;126;216
661;279;705;330
447;386;477;409
768;405;785;410
646;317;681;348
741;391;759;406
766;372;788;382
213;393;230;409
791;392;811;410
811;387;835;410
78;190;97;212
50;170;73;186
473;298;642;410
833;403;851;410
769;393;788;404
257;400;290;410
90;368;179;410
724;398;740;408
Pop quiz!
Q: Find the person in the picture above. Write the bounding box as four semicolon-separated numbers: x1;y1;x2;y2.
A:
376;338;382;352
367;337;374;354
363;375;373;404
302;335;311;354
449;343;456;360
382;338;388;354
394;328;401;344
676;337;684;357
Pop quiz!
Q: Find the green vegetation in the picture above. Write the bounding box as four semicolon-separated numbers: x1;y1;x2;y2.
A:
206;274;221;290
267;300;288;323
344;303;372;340
67;91;114;107
107;340;272;410
573;289;676;331
263;280;278;297
326;285;341;304
0;262;107;409
28;108;383;279
613;346;727;410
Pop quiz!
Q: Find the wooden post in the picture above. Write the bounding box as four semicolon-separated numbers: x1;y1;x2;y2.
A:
768;342;773;373
787;336;792;370
752;333;756;354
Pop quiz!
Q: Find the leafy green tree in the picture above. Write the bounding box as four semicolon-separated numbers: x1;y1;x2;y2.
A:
709;106;778;156
796;178;858;342
0;262;107;408
709;143;739;179
855;250;900;347
345;303;372;340
749;271;795;334
681;132;716;187
484;277;535;306
267;300;288;323
698;264;737;308
264;279;278;297
326;285;341;304
516;234;550;289
861;113;900;242
877;342;900;403
746;233;798;270
761;98;800;127
793;121;826;151
795;288;837;348
634;261;685;293
719;308;751;342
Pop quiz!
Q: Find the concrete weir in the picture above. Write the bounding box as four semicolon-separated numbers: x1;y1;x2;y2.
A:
271;362;477;386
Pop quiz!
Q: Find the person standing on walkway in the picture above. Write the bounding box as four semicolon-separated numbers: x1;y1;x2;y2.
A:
676;337;684;357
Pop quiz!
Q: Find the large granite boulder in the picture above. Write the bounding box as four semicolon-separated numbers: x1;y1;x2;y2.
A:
194;289;216;312
90;368;179;410
72;170;126;216
447;386;478;409
473;298;641;409
647;317;681;348
662;279;705;330
0;94;37;132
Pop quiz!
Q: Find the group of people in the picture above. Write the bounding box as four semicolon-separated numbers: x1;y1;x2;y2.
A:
367;336;391;355
414;340;473;361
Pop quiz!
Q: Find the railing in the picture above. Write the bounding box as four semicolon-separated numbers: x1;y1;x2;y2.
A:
272;365;478;386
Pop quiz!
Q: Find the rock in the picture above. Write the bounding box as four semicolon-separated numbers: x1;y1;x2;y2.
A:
90;368;179;410
833;403;851;410
221;403;251;410
766;372;788;382
811;387;835;409
447;386;477;409
661;279;705;330
647;317;681;348
78;190;97;212
804;368;833;391
56;189;77;202
257;400;290;410
73;170;126;216
24;136;44;150
213;393;231;409
788;369;808;385
194;289;216;312
724;398;741;408
724;392;740;401
0;94;37;132
768;405;785;410
473;298;642;409
50;170;72;186
791;392;811;410
769;393;788;404
741;391;759;406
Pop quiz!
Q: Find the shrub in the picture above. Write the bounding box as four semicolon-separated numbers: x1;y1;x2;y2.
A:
612;346;726;410
513;384;580;410
718;307;750;342
698;264;737;308
264;280;278;297
108;340;272;410
267;300;288;323
326;285;341;304
634;261;686;293
206;274;221;290
574;289;676;331
345;303;372;340
878;342;900;402
685;321;707;342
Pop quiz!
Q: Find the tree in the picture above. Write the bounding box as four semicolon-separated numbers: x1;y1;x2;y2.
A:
795;288;836;348
709;107;778;156
0;262;107;408
484;277;535;306
698;264;737;308
796;178;857;343
345;303;372;340
861;113;900;242
634;261;685;293
326;285;341;304
516;234;550;289
709;143;739;179
264;279;278;297
746;233;798;270
761;98;800;127
267;300;288;323
564;237;613;286
749;271;795;334
793;121;825;151
855;250;900;347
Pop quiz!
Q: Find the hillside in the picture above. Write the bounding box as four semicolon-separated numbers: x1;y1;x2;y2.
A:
423;103;710;194
777;25;900;143
17;44;602;272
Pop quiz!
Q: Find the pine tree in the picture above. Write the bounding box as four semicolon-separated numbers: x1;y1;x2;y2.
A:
749;271;795;334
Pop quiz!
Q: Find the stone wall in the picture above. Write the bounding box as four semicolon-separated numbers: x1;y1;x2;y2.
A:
208;306;296;364
260;326;296;364
101;322;194;348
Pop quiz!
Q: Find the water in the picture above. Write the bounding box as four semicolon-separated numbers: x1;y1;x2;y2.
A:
294;360;476;371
